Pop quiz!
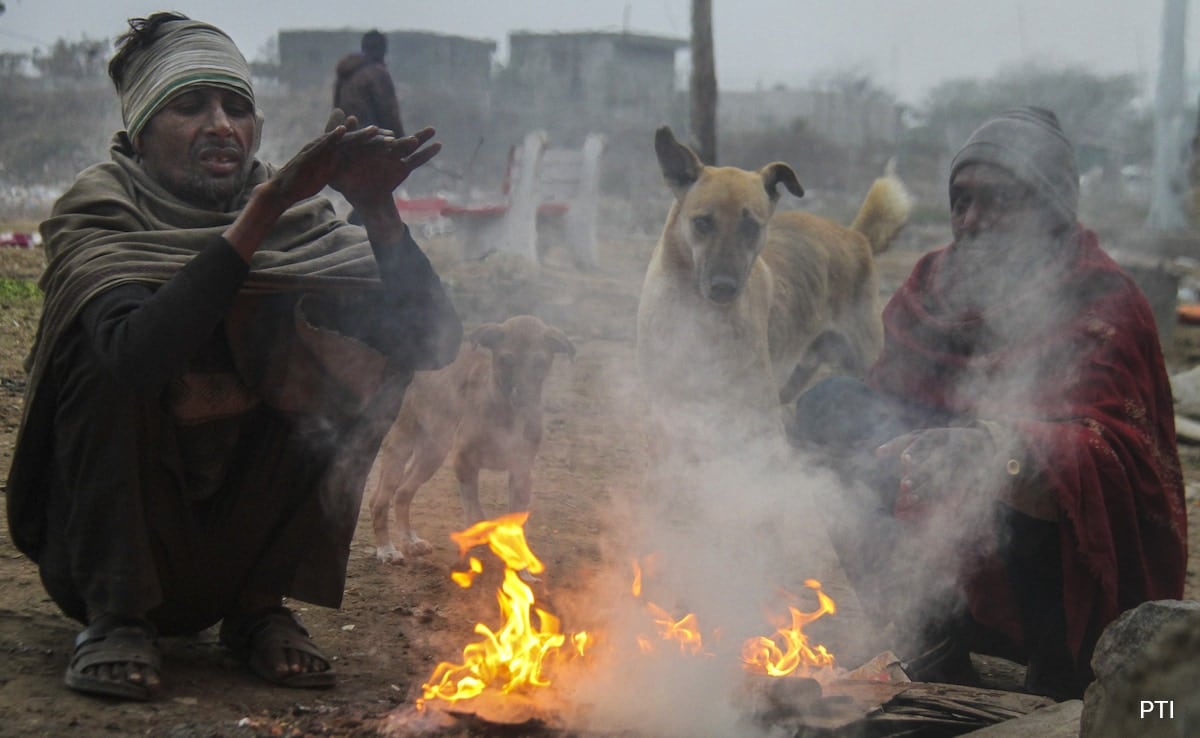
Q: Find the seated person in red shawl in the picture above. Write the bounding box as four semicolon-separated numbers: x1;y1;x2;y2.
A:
790;107;1187;700
5;13;461;701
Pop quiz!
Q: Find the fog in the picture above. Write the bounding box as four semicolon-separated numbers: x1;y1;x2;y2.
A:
1;1;1196;105
1;2;1192;736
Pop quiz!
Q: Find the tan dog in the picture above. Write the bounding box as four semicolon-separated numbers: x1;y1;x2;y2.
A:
368;315;575;564
637;126;911;454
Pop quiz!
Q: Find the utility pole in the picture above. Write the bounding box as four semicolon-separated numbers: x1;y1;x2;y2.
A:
1147;0;1190;231
690;0;717;165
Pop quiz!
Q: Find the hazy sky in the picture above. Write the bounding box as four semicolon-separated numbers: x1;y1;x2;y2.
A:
1;1;1196;105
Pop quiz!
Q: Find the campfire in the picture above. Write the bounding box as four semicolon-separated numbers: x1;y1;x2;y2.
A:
417;514;841;715
398;513;1060;737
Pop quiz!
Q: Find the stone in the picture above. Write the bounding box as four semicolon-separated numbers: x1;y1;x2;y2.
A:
1087;600;1200;684
1080;602;1200;738
1170;365;1200;418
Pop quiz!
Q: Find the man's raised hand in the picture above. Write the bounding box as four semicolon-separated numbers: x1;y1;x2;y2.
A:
331;126;441;211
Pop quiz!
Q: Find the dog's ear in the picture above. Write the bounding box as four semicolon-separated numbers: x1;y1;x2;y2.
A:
469;323;505;349
543;327;576;360
760;162;804;202
655;126;704;195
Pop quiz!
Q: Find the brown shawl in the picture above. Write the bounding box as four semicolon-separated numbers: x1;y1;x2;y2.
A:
32;134;382;367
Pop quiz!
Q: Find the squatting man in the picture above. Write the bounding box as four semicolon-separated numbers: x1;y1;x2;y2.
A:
5;13;461;701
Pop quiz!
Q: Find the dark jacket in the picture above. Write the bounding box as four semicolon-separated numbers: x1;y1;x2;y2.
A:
333;53;404;136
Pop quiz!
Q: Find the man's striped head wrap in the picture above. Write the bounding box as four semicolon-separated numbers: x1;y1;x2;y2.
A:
117;18;257;144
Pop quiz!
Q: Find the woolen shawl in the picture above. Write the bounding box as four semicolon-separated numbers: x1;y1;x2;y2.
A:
30;134;384;381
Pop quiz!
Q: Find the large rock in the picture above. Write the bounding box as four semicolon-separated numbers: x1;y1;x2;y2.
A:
1170;365;1200;418
1080;600;1200;738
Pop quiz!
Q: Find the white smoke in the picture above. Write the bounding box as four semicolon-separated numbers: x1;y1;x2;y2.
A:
544;361;867;736
541;206;1094;736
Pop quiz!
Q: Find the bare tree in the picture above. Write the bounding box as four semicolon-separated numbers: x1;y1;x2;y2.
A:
690;0;717;165
32;38;110;80
1147;0;1190;231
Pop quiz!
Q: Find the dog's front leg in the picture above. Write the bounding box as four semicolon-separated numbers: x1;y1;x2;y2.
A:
388;444;446;562
507;462;533;514
369;429;415;564
506;462;541;584
454;454;486;526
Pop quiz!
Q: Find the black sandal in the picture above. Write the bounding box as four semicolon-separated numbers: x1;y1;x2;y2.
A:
219;606;336;689
64;614;161;701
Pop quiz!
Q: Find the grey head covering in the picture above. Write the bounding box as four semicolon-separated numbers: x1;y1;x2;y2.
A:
117;18;257;144
950;106;1079;227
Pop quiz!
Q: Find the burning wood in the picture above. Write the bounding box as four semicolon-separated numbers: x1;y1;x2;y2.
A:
843;649;909;682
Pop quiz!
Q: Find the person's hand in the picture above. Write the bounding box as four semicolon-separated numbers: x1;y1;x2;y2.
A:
322;107;400;139
266;122;351;210
225;120;358;258
323;107;358;135
875;427;997;505
323;109;441;210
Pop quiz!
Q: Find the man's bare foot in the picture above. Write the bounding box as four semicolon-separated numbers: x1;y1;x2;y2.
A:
64;614;162;701
219;606;335;688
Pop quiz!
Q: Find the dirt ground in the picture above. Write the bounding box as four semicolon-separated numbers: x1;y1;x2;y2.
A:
0;225;1198;738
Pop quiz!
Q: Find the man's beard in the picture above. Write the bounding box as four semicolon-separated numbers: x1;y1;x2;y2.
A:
176;141;252;210
944;218;1065;312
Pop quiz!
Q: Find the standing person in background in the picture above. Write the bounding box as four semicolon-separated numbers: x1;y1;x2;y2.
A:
334;30;404;138
334;29;406;225
5;12;461;702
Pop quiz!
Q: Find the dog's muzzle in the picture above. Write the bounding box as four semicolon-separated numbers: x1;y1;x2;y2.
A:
704;275;741;304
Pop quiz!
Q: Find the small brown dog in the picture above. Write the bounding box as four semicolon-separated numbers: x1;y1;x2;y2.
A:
368;315;575;564
637;126;911;453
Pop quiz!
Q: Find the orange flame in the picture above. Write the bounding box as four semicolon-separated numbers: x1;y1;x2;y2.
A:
630;557;713;656
647;603;709;655
418;513;589;709
741;579;837;677
451;556;483;588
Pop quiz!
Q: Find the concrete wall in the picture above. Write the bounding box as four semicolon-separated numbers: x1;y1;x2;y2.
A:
276;28;495;99
500;32;686;141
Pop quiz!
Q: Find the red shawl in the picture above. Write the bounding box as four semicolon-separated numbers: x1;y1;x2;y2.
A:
868;226;1187;662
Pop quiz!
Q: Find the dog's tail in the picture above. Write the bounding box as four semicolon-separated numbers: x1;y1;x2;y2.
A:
850;158;912;255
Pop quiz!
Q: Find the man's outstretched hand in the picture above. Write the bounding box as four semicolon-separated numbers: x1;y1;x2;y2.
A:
266;123;349;210
875;426;998;504
224;110;438;261
333;127;440;209
323;108;441;211
266;109;440;215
